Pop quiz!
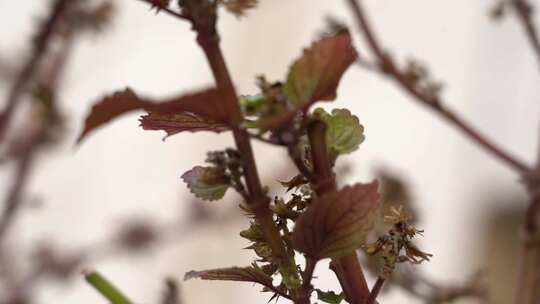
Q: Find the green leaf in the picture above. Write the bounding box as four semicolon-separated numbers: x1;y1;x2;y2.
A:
239;94;266;116
314;108;365;155
257;31;357;131
240;222;264;242
283;31;357;107
139;112;229;139
84;270;133;304
292;182;380;260
78;87;229;144
181;166;230;201
316;289;345;304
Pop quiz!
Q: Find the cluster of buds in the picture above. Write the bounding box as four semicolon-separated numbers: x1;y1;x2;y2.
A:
206;148;245;194
365;206;433;278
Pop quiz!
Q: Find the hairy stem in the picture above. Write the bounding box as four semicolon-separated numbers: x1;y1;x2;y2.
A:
0;0;70;143
197;29;289;261
297;258;317;304
345;0;530;174
189;5;298;297
307;120;370;304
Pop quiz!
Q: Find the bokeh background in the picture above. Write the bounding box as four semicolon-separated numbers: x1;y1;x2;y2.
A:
0;0;539;303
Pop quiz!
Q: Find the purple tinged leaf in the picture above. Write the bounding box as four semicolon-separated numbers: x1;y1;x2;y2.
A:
77;87;228;144
259;31;357;130
292;182;380;260
139;112;229;139
284;31;357;106
184;266;273;288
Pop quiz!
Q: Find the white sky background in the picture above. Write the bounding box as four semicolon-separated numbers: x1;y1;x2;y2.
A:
1;0;539;303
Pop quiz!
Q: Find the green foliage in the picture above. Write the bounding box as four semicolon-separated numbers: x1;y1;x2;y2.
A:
181;166;230;201
76;2;435;303
314;108;365;155
239;94;266;116
292;182;380;260
316;289;345;304
84;270;133;304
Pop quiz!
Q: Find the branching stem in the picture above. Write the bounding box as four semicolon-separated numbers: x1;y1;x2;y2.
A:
366;277;386;304
511;0;540;72
345;0;530;174
184;4;301;301
0;0;70;143
307;119;370;304
297;258;317;304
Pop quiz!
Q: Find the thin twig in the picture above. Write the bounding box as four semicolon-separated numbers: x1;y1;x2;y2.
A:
392;269;488;303
0;14;78;246
511;0;540;71
0;0;70;144
507;2;540;301
0;151;34;243
287;144;314;181
366;277;385;304
515;188;540;304
345;0;531;174
297;258;317;304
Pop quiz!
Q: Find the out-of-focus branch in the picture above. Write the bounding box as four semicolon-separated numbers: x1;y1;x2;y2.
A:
0;18;77;246
1;205;240;304
506;1;540;302
366;277;385;304
515;187;540;304
511;0;540;72
0;0;71;143
345;0;531;174
0;147;35;243
390;269;488;304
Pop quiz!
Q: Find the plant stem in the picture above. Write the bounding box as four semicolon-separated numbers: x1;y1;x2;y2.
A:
84;270;133;304
511;0;540;72
0;0;70;144
297;258;317;304
366;277;386;304
515;187;540;304
345;0;530;174
0;151;34;243
347;0;539;302
189;3;294;286
510;1;540;302
287;144;314;181
307;120;370;304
